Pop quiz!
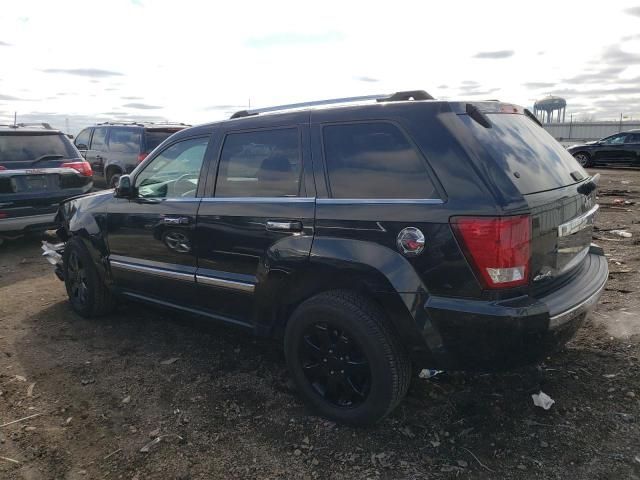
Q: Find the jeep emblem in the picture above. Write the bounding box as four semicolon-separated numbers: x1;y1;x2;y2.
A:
397;227;425;257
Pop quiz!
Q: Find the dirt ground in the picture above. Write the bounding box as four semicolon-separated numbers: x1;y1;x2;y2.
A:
1;168;639;480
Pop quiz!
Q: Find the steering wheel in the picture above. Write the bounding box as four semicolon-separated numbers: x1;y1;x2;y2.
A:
172;173;199;197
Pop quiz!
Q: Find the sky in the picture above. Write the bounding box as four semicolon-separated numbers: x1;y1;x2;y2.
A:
1;0;640;133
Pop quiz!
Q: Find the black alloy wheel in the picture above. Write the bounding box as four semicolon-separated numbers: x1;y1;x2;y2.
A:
299;322;371;408
574;152;591;167
67;250;89;308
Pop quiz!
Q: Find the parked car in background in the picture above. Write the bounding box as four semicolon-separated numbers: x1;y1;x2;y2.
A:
74;122;190;187
0;123;92;245
49;91;607;425
567;130;640;167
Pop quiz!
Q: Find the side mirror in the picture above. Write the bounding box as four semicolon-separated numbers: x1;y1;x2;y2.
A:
114;175;134;198
76;143;88;150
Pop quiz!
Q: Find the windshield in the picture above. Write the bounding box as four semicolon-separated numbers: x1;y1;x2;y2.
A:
0;133;76;163
460;113;587;194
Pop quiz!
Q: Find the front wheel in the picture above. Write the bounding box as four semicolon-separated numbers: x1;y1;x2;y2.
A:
574;152;591;168
284;290;411;425
63;237;115;317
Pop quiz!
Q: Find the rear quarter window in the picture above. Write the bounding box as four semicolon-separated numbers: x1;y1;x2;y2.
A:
322;122;439;199
461;113;587;194
108;128;142;153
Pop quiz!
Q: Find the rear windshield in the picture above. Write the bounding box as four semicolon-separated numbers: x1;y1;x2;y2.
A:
144;129;181;152
0;133;76;163
460;113;586;194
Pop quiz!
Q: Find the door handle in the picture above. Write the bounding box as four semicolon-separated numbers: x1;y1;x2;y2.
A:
163;216;190;225
266;220;303;232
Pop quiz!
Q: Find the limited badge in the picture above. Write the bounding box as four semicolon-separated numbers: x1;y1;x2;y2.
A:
396;227;425;257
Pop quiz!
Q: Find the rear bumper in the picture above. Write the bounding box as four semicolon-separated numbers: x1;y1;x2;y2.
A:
0;212;57;234
422;250;608;371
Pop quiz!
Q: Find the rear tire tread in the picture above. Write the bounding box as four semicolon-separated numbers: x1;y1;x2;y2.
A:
287;290;411;423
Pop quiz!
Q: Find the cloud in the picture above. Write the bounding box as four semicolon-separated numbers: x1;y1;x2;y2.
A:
354;76;379;83
624;6;640;17
102;111;130;116
437;84;448;89
599;45;640;65
462;88;501;96
246;31;344;48
0;94;23;101
473;50;514;59
523;81;556;89
0;41;11;47
41;68;124;78
121;96;143;100
122;102;162;109
562;66;626;84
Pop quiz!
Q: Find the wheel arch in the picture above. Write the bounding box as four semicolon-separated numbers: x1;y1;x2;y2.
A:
255;238;441;366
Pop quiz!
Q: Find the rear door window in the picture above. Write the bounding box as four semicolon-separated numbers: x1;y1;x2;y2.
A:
627;133;640;144
322;122;438;199
460;113;587;195
215;128;301;197
90;127;108;151
108;128;142;153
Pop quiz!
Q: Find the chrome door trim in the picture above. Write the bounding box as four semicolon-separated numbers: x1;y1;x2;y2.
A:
316;198;444;205
200;197;315;204
109;260;195;282
196;274;255;293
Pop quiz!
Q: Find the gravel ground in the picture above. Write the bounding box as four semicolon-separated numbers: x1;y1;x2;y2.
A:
0;168;639;480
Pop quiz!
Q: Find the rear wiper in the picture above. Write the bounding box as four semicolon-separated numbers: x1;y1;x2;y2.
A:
31;154;65;165
577;173;600;195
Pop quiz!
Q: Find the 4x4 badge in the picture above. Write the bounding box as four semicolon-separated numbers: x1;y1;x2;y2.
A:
396;227;425;257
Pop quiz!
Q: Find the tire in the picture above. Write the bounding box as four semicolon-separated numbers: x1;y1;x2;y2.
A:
573;152;591;168
63;237;115;317
284;290;411;426
107;171;122;188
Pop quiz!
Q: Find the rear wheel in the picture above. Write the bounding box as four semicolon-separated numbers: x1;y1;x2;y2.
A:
107;170;122;188
573;152;591;168
63;237;115;317
284;290;411;425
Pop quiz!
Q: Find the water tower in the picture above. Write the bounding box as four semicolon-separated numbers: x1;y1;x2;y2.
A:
533;95;567;123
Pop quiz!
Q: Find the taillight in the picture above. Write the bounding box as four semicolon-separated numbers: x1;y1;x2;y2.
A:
61;161;93;177
137;153;148;163
451;215;531;289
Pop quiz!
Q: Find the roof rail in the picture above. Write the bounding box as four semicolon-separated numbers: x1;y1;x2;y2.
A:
3;122;54;129
230;90;434;119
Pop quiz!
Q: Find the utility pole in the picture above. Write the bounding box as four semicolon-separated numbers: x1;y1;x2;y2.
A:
13;111;17;126
619;112;623;132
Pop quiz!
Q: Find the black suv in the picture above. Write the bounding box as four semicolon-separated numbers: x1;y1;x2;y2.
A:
49;91;608;425
0;123;92;244
74;122;190;188
567;129;640;167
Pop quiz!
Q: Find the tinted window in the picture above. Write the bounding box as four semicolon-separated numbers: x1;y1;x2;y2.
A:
109;128;142;153
75;128;92;149
461;113;587;195
0;133;76;163
603;134;627;145
91;127;108;151
215;128;301;197
627;133;640;143
323;122;437;199
135;137;208;199
144;129;182;152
